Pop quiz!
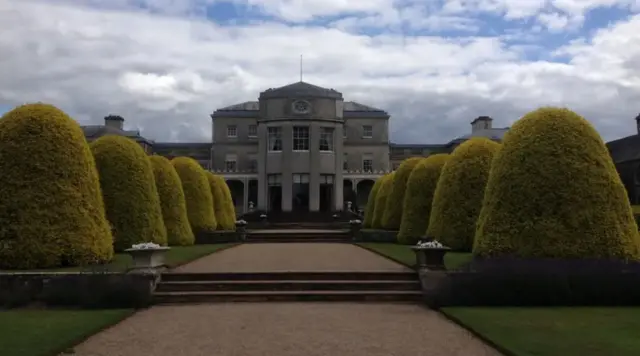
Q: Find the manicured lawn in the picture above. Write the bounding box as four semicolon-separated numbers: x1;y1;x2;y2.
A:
356;243;472;270
2;243;237;272
442;307;640;356
0;309;134;356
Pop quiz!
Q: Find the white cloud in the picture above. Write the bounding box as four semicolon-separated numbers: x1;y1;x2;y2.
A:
1;0;640;144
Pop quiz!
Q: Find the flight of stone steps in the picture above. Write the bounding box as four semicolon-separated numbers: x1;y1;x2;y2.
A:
245;230;353;243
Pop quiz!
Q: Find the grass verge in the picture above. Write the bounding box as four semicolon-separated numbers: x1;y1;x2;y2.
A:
0;308;134;356
356;242;472;270
442;307;640;356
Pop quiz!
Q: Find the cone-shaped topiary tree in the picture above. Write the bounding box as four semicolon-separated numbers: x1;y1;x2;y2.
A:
91;135;167;252
172;157;217;233
363;177;383;228
149;155;195;246
0;103;113;269
474;107;640;260
427;138;501;251
206;172;235;231
216;175;237;226
397;154;450;244
372;173;395;229
382;157;424;230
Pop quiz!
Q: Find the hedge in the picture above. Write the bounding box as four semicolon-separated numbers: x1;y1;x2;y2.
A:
363;177;384;228
473;107;640;260
0;103;113;269
427;138;501;251
149;155;195;246
382;157;423;230
172;157;217;233
206;172;235;231
91;135;167;252
371;173;395;229
397;154;449;244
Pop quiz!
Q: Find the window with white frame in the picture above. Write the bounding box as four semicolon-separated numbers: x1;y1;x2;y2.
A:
225;153;237;171
248;124;257;137
268;127;282;151
248;154;257;172
362;153;373;172
343;126;347;139
343;153;348;170
227;125;237;138
362;125;373;138
293;126;309;151
319;127;334;151
267;174;282;186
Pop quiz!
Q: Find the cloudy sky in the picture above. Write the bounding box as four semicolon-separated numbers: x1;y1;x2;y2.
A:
1;0;640;143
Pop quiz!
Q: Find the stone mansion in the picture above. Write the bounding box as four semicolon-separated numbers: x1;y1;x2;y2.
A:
82;81;509;214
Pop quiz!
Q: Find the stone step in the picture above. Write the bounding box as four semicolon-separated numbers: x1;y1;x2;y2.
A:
153;290;423;304
244;238;352;243
156;280;421;292
161;271;418;282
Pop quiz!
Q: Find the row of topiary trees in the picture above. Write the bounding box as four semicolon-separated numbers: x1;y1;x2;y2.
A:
364;107;640;261
0;103;236;269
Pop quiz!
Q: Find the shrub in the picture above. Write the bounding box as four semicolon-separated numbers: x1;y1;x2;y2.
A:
397;154;450;244
206;172;235;231
473;107;640;260
363;178;384;228
91;135;167;252
172;157;217;233
0;103;113;269
149;155;195;246
427;138;501;251
217;175;237;223
382;157;423;230
371;173;395;229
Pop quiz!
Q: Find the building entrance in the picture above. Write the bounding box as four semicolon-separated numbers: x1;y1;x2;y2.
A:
267;174;282;212
292;174;310;212
319;174;334;212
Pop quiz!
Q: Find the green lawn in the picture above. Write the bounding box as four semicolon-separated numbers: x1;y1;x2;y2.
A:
443;307;640;356
0;309;134;356
2;243;237;272
356;242;472;270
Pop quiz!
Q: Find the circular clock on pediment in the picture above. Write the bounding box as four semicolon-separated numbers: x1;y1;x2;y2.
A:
292;100;311;114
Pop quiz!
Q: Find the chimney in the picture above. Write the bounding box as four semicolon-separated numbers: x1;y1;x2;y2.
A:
104;115;124;130
471;116;493;133
636;114;640;135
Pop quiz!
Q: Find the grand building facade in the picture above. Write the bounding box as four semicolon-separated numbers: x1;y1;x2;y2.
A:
82;81;509;215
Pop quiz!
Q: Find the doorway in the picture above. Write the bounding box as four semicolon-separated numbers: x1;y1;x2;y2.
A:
319;174;334;212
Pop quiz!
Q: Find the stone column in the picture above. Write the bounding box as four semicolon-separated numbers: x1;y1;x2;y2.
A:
309;122;320;212
334;123;344;211
281;122;293;212
257;123;268;210
242;177;249;214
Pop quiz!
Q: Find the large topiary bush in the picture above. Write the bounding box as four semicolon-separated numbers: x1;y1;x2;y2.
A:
382;157;424;230
216;175;237;224
206;172;235;231
397;154;450;244
172;157;217;233
363;178;384;228
474;107;640;260
149;155;195;246
427;138;501;251
91;135;167;252
0;103;113;269
371;173;395;229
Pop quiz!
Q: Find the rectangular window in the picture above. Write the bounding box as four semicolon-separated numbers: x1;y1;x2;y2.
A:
248;124;257;137
268;127;282;152
249;159;258;171
293;126;309;151
267;174;282;186
343;153;348;171
362;125;373;138
227;125;237;138
362;153;373;172
225;154;237;171
343;126;347;139
319;127;334;151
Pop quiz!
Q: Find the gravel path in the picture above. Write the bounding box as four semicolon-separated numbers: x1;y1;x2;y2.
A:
174;243;411;272
72;303;502;356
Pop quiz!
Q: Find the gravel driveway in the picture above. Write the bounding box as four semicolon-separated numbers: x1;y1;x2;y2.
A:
72;303;502;356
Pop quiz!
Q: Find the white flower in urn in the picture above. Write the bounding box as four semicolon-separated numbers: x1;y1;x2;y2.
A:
349;219;362;224
416;240;445;249
260;214;267;218
333;214;339;218
235;219;248;226
130;242;162;250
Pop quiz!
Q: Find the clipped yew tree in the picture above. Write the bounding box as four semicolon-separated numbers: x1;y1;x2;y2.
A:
474;107;640;260
206;172;235;231
397;154;449;244
382;157;423;230
91;135;167;251
363;177;384;228
172;157;217;233
149;155;195;246
427;138;501;251
217;175;237;225
372;173;395;229
0;103;113;269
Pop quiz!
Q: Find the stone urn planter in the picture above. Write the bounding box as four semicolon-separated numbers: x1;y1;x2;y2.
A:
349;219;362;241
235;220;248;241
125;243;171;270
411;241;450;270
